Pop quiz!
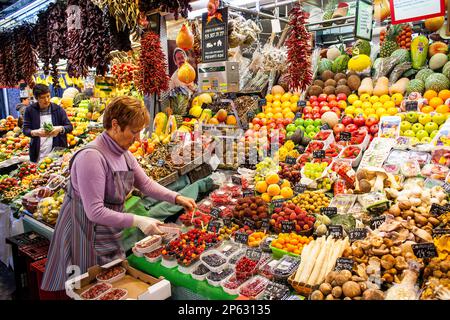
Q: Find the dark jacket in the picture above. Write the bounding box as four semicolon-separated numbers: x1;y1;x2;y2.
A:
23;102;73;163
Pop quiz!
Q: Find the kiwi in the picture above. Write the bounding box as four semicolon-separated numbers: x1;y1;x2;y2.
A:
314;79;325;88
308;85;323;97
337;79;347;86
335;85;351;96
321;70;335;82
324;79;337;87
323;86;336;95
347;75;361;91
334;73;346;82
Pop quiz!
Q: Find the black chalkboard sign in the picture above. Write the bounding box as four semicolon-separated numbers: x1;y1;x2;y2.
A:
263;282;289;300
430;203;448;216
156;159;165;167
261;218;270;231
433;228;450;237
244;218;256;229
258;99;267;108
405;101;418;112
271;198;286;208
349;228;368;241
320;207;337;218
207;220;221;233
231;175;242;185
412;243;437;258
245;248;262;261
243;189;255;198
370;216;386;230
235;231;249;244
313;150;325;159
340;132;351;142
294;183;307;194
201;7;228;62
297;100;307;108
334;257;354;271
443;182;450;195
285;156;297;165
281;220;295;233
320;123;331;131
223;217;232;228
247;111;255;121
295;112;303;119
210;207;222;219
328;225;344;239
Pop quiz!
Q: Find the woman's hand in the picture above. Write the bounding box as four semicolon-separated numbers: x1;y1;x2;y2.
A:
31;128;47;137
175;195;197;212
49;126;64;137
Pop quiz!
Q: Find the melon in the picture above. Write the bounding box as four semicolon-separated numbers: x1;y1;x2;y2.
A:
406;79;425;95
415;68;434;82
429;41;448;58
391;49;411;64
62;87;79;99
318;59;333;75
443;61;450;80
425;73;450;92
327;47;341;61
424;16;445;32
331;55;350;73
352;39;371;56
429;53;448;70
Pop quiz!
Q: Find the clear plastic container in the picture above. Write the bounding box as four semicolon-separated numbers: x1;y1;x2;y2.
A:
96;266;126;284
260;236;277;253
338;145;363;167
97;288;128;300
207;268;234;287
235;256;260;280
239;275;270;299
258;258;280;280
80;283;112;300
178;260;201;275
272;255;300;283
221;273;247;295
228;249;246;265
386;149;409;166
408;151;431;167
218;242;240;258
144;247;163;263
134;235;162;254
200;250;228;273
421;164;449;181
261;282;290;300
161;256;178;269
383;163;400;175
401;159;421;177
197;198;214;214
190;263;211;281
210;190;232;206
329;194;358;215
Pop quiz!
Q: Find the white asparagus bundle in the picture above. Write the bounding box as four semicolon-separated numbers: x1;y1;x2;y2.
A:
298;237;324;284
307;236;333;285
294;239;314;282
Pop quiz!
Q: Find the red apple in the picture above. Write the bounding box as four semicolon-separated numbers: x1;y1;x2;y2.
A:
312;113;321;119
365;116;379;127
312;106;320;114
341;116;353;126
252;117;260;125
328;100;338;108
309;96;318;103
337;93;347;101
353;115;366;127
327;94;337;102
331;107;341;117
333;124;345;134
283;119;291;126
260;118;267;126
320;106;331;114
345;124;358;132
304;113;313;119
318;94;328;102
311;101;319;108
319;101;328;108
303;106;313;114
369;124;379;135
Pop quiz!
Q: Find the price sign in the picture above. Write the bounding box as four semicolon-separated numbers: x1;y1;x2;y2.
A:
320;123;331;131
261;218;270;231
297;100;307;108
328;225;344;239
320;207;337;218
405;101;418;112
295;112;303;119
207;220;221;233
340;132;351;142
243;189;255;197
433;228;450;237
231;175;242;185
355;0;373;41
235;231;249;244
281;220;295;233
244;218;256;229
202;7;228;62
258;99;267;108
412;243;437;259
370;216;386;230
210;207;222;219
263;282;289;300
430;203;448;216
245;248;262;261
442;182;450;194
247;111;255;121
223;217;232;228
285;156;297;165
313;150;325;159
349;228;368;241
156;159;165;167
334;257;354;271
271;198;285;208
294;183;307;194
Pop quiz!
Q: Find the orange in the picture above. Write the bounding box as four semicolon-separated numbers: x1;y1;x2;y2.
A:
280;187;293;199
266;94;274;103
281;93;292;102
421;105;435;113
256;181;268;193
439;90;450;101
290;103;298;112
280;180;291;189
424;90;438;101
436;104;450;114
267;184;281;196
282;101;291;109
265;174;279;185
429;97;444;108
261;192;271;202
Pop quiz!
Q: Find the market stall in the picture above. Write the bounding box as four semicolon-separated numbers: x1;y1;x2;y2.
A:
1;0;450;301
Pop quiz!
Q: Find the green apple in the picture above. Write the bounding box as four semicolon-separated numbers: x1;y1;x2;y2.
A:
400;121;411;132
415;129;428;140
432;113;446;125
305;125;316;133
308;131;316;138
406;112;418;123
399;113;405;121
411;123;423;133
294;118;304;127
286;131;295;138
403;130;415;137
425;122;439;134
297;125;306;132
304;119;314;127
430;130;439;139
286;124;296;132
409;137;420;145
314;126;320;133
418;113;432;125
313;119;322;127
421;137;432;143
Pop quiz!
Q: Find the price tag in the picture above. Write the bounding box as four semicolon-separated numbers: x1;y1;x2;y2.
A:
243;189;255;197
405;101;418;112
412;243;437;259
334;257;354;271
320;123;331;131
207;220;221;233
430;203;448;216
328;225;343;239
349;228;368;241
210;207;222;219
245;248;262;261
442;182;450;194
320;207;337;218
261;218;270;231
433;228;450;237
231;175;242;185
340;132;351;141
223;217;232;228
247;111;255;121
370;216;386;230
313;150;325;159
271;198;285;208
156;159;165;167
281;220;295;233
297;100;307;108
235;231;249;244
244;218;256;229
285;156;297;165
263;282;289;300
259;99;267;108
295;112;303;119
294;183;307;194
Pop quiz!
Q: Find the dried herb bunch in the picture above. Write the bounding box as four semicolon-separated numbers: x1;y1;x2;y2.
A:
91;0;139;33
136;31;170;96
286;4;313;92
47;1;67;87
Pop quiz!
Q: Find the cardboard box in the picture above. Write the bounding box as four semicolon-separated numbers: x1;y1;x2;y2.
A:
65;259;171;300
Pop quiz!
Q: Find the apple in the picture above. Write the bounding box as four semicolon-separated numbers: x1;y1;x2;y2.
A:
319;101;328;108
421;137;432;143
345;124;358;132
308;131;317;138
312;106;320;114
418;114;432;126
311;101;319;108
318;94;328;102
430;130;439;139
252;117;261;125
400;121;411;132
313;113;321;120
304;113;313;120
303;106;313;114
432;113;446;125
304;119;314;127
297;125;306;132
283;119;291;126
286;124;296;132
406;112;418;123
415;130;429;140
313;119;322;127
337;93;347;101
369;124;379;135
403;130;415;137
411;123;424;133
353;115;366;127
286;131;294;139
305;125;316;133
341;116;353;126
331;107;341;117
327;95;336;102
320;106;331;114
425;122;439;134
309;96;318;103
294;118;304;126
365;116;378;127
333;124;345;134
328;100;338;108
410;137;420;145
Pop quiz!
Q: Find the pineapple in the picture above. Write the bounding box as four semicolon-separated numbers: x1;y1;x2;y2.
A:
380;25;401;58
168;87;189;126
322;0;338;27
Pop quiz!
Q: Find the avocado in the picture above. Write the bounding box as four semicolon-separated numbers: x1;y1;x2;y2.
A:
301;136;311;146
291;129;304;145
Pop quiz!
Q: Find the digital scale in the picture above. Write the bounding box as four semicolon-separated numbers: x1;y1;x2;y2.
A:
197;61;239;93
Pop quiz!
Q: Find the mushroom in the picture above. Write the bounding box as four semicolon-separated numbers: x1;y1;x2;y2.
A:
372;248;390;256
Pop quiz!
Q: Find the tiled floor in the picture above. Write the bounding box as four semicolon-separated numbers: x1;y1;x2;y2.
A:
0;262;15;300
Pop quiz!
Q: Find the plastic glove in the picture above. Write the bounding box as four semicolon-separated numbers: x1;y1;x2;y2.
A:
132;215;164;235
31;128;47;137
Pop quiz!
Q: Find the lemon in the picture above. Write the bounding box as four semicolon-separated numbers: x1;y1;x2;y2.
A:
369;96;380;104
353;100;363;108
347;94;359;104
360;94;371;102
362;101;373;109
379;95;391;103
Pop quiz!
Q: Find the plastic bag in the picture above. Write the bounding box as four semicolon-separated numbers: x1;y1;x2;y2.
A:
389;62;412;84
373;55;401;82
401;159;421;178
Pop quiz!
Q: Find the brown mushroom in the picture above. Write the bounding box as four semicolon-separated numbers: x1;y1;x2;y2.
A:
380;254;396;270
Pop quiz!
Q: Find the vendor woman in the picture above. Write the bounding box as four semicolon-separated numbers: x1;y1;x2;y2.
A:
41;96;196;297
22;84;73;162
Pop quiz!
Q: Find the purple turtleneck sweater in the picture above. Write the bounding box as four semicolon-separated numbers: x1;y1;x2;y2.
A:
70;132;179;228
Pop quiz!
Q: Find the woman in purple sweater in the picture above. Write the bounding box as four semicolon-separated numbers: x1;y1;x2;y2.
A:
41;96;196;298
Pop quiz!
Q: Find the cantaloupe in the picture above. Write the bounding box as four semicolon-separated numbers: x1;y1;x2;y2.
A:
429;53;448;70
